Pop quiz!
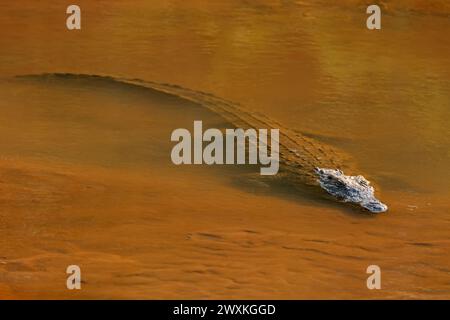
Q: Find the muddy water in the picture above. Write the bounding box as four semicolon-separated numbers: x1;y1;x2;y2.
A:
0;1;449;299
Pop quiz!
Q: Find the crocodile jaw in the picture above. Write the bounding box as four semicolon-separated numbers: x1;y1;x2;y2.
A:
360;198;388;213
315;167;388;213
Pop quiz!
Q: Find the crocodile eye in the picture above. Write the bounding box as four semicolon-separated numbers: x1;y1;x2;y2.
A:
327;175;332;180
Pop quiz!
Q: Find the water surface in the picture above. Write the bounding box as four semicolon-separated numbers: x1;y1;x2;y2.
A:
0;0;449;299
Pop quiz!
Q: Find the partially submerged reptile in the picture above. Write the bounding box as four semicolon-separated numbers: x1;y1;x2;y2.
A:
16;73;388;213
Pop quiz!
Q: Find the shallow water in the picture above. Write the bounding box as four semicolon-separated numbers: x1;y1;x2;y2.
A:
0;1;449;299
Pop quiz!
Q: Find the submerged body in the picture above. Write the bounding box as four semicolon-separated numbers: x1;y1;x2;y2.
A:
17;73;388;213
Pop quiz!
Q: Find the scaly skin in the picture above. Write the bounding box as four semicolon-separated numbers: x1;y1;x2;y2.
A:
121;78;353;183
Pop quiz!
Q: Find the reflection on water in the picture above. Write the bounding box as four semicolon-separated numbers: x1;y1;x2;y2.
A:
0;0;449;299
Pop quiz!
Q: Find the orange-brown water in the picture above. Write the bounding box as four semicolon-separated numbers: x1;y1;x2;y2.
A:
0;0;449;299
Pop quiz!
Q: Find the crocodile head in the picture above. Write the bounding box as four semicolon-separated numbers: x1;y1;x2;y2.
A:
314;167;388;213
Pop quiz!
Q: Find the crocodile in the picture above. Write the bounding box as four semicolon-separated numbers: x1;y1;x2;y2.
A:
16;73;388;213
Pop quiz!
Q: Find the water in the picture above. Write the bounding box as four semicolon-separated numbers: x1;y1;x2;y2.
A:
0;0;449;298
